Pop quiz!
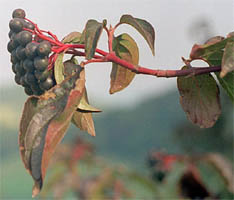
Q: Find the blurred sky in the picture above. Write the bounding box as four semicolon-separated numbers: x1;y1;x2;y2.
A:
0;0;233;107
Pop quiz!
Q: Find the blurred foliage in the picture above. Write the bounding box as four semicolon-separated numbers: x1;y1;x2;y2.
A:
0;86;233;199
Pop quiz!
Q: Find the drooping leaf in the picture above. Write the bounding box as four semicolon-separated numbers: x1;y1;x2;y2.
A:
72;111;96;136
77;88;101;113
110;33;139;94
62;31;82;44
220;41;234;78
177;66;221;128
82;19;103;60
54;53;65;84
19;68;85;197
19;97;39;170
119;15;155;55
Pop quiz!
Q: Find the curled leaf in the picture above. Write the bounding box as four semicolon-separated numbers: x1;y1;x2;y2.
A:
110;33;139;94
77;88;101;113
177;66;221;128
120;15;155;55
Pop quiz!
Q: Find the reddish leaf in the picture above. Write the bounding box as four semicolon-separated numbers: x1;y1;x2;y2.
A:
177;66;221;128
110;33;139;94
19;68;85;197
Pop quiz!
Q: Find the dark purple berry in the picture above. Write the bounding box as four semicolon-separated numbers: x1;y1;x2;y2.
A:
12;9;26;19
15;46;26;60
18;31;32;46
37;41;51;56
25;42;38;59
9;18;23;32
23;59;35;72
39;77;54;90
14;73;21;85
24;86;34;96
34;57;48;71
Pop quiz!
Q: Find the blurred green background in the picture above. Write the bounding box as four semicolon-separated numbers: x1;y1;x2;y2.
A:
0;85;233;199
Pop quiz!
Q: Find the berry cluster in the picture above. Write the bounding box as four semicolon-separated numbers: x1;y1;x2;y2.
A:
7;9;55;96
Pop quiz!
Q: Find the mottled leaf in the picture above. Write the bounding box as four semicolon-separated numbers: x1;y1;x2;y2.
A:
83;19;103;60
62;31;81;44
177;66;221;128
220;41;234;78
110;33;139;94
19;68;85;197
54;53;65;84
72;111;96;136
120;15;155;55
19;97;39;170
190;36;234;60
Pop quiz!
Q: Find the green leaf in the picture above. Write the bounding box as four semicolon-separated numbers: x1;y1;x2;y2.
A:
62;31;81;44
177;66;221;128
202;50;234;102
19;69;85;197
190;36;234;60
54;53;65;84
110;33;139;94
220;41;234;78
83;19;103;60
120;15;155;55
216;71;234;102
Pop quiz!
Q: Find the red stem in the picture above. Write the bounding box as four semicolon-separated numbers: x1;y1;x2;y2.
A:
105;53;221;77
23;17;221;78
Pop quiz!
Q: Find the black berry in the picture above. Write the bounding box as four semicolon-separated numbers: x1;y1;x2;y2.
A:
34;57;48;71
37;41;51;56
39;77;54;90
12;9;26;19
24;72;37;85
35;69;50;82
14;73;21;85
18;31;32;46
25;42;38;59
9;18;23;32
23;59;35;72
24;86;34;96
15;46;26;60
